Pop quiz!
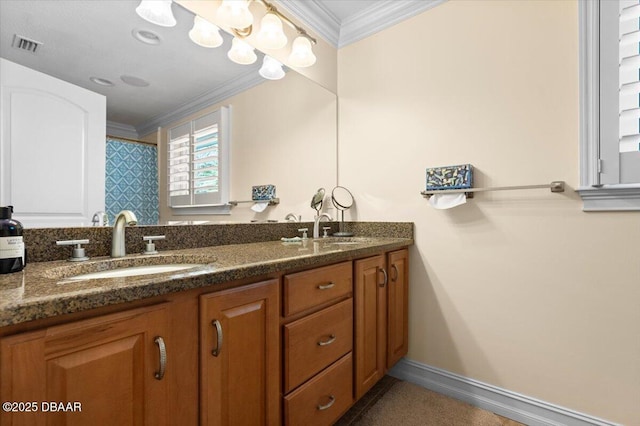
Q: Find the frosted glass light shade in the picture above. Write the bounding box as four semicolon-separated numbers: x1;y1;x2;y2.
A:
288;36;316;67
256;13;287;50
135;0;176;27
189;16;223;48
227;37;257;65
216;0;253;29
259;55;285;80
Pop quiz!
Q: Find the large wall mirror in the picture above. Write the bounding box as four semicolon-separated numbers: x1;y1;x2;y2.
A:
0;0;337;228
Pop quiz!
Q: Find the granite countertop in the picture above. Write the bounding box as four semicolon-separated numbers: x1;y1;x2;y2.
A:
0;237;412;327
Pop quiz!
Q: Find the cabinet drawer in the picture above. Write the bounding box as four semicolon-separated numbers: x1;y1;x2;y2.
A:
284;353;354;426
284;299;353;392
283;261;352;316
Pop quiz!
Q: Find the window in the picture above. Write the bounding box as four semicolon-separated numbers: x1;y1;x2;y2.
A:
167;107;230;213
579;0;640;210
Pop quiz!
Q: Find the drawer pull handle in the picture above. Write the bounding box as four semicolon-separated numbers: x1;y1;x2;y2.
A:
317;334;336;346
211;319;223;357
154;336;166;380
317;282;335;290
317;395;336;411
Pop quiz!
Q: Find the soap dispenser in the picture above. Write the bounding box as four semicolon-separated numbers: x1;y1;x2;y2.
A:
0;206;26;274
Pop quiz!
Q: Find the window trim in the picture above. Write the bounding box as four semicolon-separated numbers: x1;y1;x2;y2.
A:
578;0;640;211
166;106;231;215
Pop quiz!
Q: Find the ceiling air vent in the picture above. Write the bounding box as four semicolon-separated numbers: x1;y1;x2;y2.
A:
12;35;42;53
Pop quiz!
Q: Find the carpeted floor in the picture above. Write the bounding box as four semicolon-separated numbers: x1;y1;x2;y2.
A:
336;376;524;426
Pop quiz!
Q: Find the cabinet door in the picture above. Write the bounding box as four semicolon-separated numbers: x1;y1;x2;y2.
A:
387;249;409;369
200;279;280;426
0;304;169;426
354;255;387;400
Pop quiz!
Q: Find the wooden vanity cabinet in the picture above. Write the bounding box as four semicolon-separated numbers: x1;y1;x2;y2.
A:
199;279;280;426
282;261;355;426
354;249;409;399
0;303;170;426
386;249;409;369
0;245;409;426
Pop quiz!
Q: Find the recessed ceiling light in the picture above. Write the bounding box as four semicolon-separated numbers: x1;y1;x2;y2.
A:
90;77;114;86
132;28;161;45
120;75;150;87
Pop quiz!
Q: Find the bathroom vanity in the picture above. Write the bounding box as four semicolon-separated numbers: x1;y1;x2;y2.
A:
0;233;411;426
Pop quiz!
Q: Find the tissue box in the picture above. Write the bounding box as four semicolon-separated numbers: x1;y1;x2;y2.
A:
426;164;473;190
252;184;276;201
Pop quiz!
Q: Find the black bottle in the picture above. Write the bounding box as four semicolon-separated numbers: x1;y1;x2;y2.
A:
0;206;25;274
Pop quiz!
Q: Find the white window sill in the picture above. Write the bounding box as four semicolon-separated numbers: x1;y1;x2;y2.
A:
576;184;640;211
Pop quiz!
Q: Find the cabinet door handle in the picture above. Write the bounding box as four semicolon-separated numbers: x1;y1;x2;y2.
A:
379;268;388;288
317;334;336;346
317;395;336;411
391;264;398;282
211;319;223;357
154;336;166;380
317;282;335;290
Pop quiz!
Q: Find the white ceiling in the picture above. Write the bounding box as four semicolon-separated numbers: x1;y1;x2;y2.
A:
0;0;441;138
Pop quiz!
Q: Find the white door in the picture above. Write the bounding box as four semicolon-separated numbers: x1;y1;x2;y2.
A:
0;58;106;227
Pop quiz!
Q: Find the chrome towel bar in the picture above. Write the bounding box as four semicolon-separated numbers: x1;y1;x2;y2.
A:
421;181;565;199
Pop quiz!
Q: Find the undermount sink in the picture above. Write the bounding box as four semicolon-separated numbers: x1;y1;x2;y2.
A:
45;253;216;282
324;238;375;245
65;264;205;281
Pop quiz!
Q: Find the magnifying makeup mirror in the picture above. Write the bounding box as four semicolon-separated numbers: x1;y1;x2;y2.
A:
331;186;354;237
311;188;325;216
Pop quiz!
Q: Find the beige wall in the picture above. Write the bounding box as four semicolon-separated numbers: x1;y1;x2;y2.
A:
338;1;639;424
156;71;337;223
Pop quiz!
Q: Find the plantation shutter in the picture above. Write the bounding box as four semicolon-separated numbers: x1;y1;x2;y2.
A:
167;106;229;208
600;0;640;184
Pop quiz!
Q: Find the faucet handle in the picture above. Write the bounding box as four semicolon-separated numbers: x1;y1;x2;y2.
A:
297;228;308;240
142;235;165;255
56;239;90;262
322;227;331;238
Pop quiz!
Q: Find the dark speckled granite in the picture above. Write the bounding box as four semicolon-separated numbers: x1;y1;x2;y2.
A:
23;222;413;262
1;224;413;327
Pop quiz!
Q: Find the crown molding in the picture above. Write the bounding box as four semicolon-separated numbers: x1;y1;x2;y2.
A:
278;0;447;49
339;0;447;48
276;0;341;47
136;69;265;137
106;121;140;140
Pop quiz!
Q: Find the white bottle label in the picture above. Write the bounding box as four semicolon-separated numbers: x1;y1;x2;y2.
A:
0;236;24;263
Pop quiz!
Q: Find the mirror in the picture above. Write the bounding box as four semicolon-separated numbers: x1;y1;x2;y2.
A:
0;0;338;227
310;188;325;216
331;186;354;237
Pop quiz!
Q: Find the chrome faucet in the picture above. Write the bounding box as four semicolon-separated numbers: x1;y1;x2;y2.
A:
285;213;301;222
313;213;332;239
92;211;109;226
111;210;137;258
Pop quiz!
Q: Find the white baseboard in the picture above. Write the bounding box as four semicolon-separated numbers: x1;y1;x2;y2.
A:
387;359;620;426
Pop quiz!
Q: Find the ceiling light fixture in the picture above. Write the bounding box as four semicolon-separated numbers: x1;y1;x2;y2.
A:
120;75;150;87
227;37;257;65
189;16;223;48
258;55;285;80
288;35;316;67
216;0;254;30
135;0;176;27
255;12;287;50
132;28;161;45
90;77;114;87
215;0;317;68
